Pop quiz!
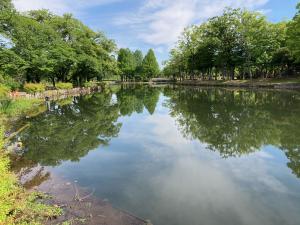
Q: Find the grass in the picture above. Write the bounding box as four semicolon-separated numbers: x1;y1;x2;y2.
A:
56;82;73;90
0;99;43;118
0;100;62;225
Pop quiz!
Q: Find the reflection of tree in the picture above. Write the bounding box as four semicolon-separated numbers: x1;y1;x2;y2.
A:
18;86;161;167
20;92;121;166
116;84;160;116
164;87;300;177
280;120;300;178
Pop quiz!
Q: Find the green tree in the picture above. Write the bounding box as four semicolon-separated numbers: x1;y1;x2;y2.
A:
133;50;143;80
287;2;300;63
164;7;297;81
0;7;118;87
141;49;160;80
117;48;136;81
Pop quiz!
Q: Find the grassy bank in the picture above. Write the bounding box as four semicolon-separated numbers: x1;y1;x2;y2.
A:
0;99;62;225
175;78;300;89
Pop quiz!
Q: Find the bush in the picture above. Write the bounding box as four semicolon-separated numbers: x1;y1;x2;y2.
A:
0;84;10;98
23;83;46;94
84;81;99;88
56;82;73;90
0;74;21;91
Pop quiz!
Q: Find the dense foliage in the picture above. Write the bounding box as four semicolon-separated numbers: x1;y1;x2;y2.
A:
118;48;160;81
0;0;161;91
0;0;119;90
163;4;300;80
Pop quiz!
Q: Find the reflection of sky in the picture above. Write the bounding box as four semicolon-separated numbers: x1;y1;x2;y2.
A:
50;95;300;225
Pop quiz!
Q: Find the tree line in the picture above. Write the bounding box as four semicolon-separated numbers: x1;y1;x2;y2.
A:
163;3;300;81
0;0;160;91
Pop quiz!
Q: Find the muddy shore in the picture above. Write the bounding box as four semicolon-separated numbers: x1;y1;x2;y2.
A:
13;157;151;225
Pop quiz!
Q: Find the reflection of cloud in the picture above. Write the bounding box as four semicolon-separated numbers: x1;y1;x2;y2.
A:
146;158;269;225
227;153;289;194
117;102;297;224
123;153;292;225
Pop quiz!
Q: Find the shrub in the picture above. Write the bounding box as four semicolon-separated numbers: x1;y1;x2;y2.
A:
0;74;21;91
56;82;73;90
0;84;10;98
23;83;46;94
84;81;99;88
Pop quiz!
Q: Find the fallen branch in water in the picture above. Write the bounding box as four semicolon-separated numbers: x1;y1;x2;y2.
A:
73;183;95;202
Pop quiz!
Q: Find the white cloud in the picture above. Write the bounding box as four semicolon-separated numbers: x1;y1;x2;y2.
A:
12;0;121;15
115;0;269;47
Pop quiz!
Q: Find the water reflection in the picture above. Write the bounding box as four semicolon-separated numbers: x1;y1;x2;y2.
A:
18;85;300;177
14;85;300;225
19;85;161;166
164;87;300;177
20;92;121;166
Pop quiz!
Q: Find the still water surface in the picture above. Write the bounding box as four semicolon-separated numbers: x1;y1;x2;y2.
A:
19;85;300;225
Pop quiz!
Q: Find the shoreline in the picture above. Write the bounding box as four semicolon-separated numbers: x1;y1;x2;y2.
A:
8;85;103;100
113;78;300;90
3;85;151;225
173;79;300;89
14;162;151;225
3;80;300;224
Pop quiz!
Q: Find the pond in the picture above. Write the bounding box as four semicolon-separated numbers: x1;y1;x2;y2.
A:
16;85;300;225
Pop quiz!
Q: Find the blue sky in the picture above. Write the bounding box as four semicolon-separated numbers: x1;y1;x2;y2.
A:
12;0;299;65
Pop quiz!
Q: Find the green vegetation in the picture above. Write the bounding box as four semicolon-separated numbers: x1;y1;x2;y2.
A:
55;82;73;90
0;84;9;98
0;101;61;225
141;49;160;80
0;0;161;93
0;98;43;117
23;83;46;94
163;3;300;81
84;81;101;88
118;48;160;81
287;3;300;63
0;0;119;91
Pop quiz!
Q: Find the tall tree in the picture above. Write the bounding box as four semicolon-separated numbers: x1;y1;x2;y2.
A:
141;49;160;80
117;48;136;81
164;7;298;81
287;3;300;63
133;50;143;80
